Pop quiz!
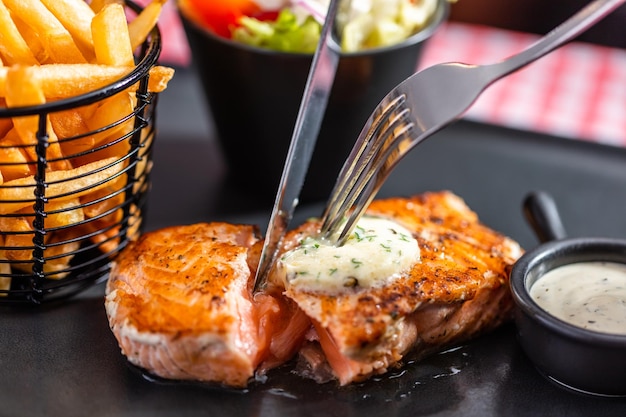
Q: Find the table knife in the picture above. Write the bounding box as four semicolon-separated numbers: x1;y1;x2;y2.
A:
253;0;341;292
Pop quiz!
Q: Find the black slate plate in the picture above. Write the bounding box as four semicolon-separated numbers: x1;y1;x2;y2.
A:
2;120;626;417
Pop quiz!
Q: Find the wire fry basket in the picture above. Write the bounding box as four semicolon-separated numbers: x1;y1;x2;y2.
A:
0;2;162;304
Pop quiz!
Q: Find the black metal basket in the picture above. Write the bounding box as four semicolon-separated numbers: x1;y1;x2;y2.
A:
0;1;162;304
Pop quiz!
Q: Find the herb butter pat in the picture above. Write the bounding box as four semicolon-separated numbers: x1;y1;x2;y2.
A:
279;216;420;293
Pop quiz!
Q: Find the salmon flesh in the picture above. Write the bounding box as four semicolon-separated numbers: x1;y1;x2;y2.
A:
105;222;310;388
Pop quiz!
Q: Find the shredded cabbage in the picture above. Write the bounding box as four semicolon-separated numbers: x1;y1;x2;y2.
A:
337;0;439;51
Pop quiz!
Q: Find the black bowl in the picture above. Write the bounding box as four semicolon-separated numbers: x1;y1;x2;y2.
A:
180;1;449;205
510;192;626;396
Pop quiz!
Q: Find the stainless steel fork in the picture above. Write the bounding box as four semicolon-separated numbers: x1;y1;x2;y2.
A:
319;0;625;245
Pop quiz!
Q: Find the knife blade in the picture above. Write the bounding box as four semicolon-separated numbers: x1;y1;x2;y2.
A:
253;0;342;292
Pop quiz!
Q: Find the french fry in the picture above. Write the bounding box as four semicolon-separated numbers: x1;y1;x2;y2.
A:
145;65;176;94
0;114;13;138
2;216;34;263
80;218;118;255
39;230;82;278
0;157;124;214
4;66;71;171
92;3;135;67
39;0;96;62
3;234;34;272
10;13;50;64
129;0;167;50
68;92;135;168
0;215;29;234
5;198;85;231
0;236;11;293
0;128;35;181
41;198;86;229
90;0;124;13
80;183;125;228
127;204;142;241
0;0;39;65
53;104;102;158
9;229;82;279
72;137;132;168
86;91;136;145
3;0;86;64
0;64;175;98
78;188;128;256
132;129;154;194
80;202;141;255
49;108;91;142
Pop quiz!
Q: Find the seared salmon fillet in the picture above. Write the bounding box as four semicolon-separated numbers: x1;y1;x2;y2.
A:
105;191;522;387
271;191;524;385
105;222;310;388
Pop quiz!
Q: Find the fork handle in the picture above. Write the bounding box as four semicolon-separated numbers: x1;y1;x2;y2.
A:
491;0;625;79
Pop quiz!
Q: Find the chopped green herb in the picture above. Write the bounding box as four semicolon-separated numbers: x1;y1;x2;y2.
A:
398;233;411;242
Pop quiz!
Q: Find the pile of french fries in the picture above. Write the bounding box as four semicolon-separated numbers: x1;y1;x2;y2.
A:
0;0;175;292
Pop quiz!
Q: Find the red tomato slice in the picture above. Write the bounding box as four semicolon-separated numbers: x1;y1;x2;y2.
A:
251;10;280;22
186;0;260;38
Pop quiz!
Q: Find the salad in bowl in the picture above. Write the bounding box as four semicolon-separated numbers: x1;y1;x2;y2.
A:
178;0;450;52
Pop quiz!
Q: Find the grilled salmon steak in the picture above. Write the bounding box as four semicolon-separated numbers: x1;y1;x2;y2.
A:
105;191;523;387
270;191;524;385
105;222;310;388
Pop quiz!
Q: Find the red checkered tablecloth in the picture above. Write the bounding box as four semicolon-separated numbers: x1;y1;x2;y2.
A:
154;5;626;147
420;22;626;147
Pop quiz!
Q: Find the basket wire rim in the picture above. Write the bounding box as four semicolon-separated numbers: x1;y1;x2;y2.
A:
0;0;162;117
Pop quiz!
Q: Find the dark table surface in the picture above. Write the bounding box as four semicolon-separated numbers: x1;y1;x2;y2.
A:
1;67;626;417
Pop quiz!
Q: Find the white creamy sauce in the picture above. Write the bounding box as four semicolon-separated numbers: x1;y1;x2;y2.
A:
529;261;626;335
279;216;420;293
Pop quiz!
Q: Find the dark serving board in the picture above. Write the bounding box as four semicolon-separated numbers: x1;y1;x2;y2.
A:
2;120;626;417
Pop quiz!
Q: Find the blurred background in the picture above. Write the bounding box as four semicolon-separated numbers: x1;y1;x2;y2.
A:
450;0;626;49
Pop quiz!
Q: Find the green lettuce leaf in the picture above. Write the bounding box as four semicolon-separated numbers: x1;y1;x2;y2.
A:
232;9;322;53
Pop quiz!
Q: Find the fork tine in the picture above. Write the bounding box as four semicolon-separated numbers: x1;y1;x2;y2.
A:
321;93;416;242
328;109;411;232
333;117;416;245
320;93;406;236
320;93;406;230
